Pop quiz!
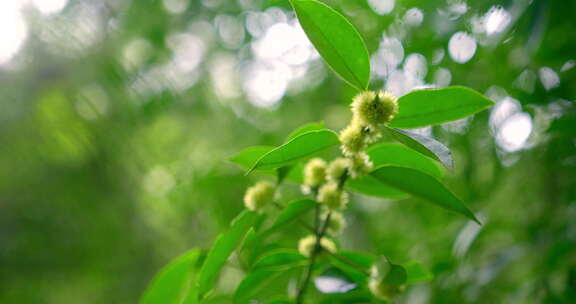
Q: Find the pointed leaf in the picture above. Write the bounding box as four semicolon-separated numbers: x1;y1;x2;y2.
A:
346;143;444;198
249;130;339;172
140;249;201;304
261;199;316;238
229;146;275;171
289;0;370;90
389;86;495;128
197;211;259;297
234;270;284;304
384;127;453;170
370;166;480;223
286;121;325;142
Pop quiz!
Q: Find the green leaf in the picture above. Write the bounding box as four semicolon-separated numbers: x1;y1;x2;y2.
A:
286;121;324;142
370;166;480;223
140;249;201;304
368;143;444;178
248;130;339;172
197;210;259;297
346;143;444;198
234;270;284;304
253;250;308;271
263;199;316;237
389;86;495;128
289;0;370;90
229;146;275;171
346;175;408;198
383;127;453;170
404;261;434;284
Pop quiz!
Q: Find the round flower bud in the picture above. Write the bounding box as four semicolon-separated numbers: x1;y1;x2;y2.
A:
339;122;367;156
317;182;348;210
326;158;350;183
351;90;398;127
303;158;327;188
243;181;275;211
298;235;337;257
349;152;373;178
368;278;405;301
325;211;347;235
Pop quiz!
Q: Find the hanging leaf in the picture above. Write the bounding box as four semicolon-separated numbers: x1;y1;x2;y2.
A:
197;211;259;298
229;146;275;171
346;143;444;198
383;127;453;170
289;0;370;90
370;166;480;223
248;130;339;173
140;249;201;304
285;121;325;142
389;86;495;128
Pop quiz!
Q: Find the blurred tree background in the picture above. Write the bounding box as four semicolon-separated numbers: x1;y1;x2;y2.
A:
0;0;575;303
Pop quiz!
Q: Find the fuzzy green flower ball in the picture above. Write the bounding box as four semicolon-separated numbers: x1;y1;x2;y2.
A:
303;158;327;188
351;90;398;127
243;181;275;211
349;152;373;178
298;235;337;257
317;182;348;210
339;122;367;156
326;158;350;183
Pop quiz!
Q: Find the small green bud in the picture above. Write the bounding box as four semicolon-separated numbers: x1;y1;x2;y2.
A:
349;152;373;178
339;121;367;156
368;278;405;301
303;158;327;188
351;90;398;127
326;158;350;183
325;211;347;235
243;181;275;211
317;182;348;210
297;235;337;257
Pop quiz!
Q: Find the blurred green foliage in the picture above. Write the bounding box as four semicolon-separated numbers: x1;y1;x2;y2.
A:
0;0;574;303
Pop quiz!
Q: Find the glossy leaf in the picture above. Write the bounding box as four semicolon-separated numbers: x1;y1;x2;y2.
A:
368;143;444;178
248;130;339;172
253;250;308;271
346;143;444;198
289;0;370;90
228;146;275;171
370;166;480;223
285;121;324;141
389;86;495;128
197;211;259;297
140;249;201;304
384;127;453;170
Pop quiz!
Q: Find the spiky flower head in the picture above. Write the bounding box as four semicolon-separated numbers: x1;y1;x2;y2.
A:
243;181;275;211
339;121;367;156
325;211;347;235
349;152;373;178
317;182;349;210
351;90;398;127
303;158;327;188
298;235;337;257
326;158;350;183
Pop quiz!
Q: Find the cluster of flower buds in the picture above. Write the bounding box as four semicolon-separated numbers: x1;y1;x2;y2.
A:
297;234;337;257
340;91;398;177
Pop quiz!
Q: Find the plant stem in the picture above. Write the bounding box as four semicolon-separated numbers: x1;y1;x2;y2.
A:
295;208;331;304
